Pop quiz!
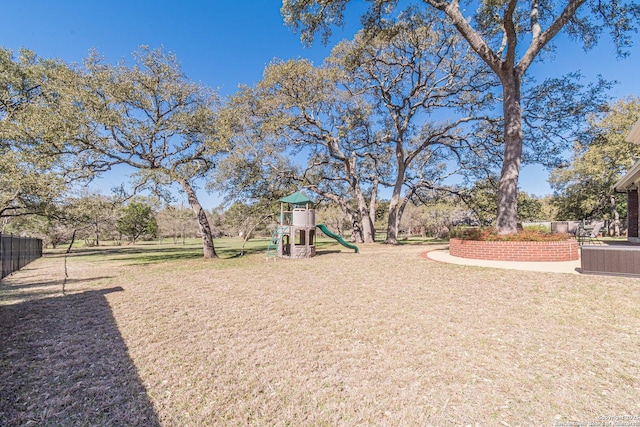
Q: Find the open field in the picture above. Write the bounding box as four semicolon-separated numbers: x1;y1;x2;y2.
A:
1;238;639;426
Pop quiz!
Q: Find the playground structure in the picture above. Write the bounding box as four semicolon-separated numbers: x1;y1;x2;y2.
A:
266;192;359;259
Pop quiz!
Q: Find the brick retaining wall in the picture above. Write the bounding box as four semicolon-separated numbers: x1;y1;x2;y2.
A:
449;238;579;262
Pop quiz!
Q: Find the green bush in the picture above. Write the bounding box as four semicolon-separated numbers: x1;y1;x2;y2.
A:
448;227;483;241
523;224;552;233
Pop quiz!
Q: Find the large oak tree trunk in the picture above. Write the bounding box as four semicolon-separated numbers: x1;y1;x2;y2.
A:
385;161;406;244
179;179;217;259
368;178;378;241
496;73;523;235
354;189;375;243
385;191;402;245
385;197;400;244
346;154;375;243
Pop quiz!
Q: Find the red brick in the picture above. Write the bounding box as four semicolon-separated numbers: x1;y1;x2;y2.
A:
449;238;579;262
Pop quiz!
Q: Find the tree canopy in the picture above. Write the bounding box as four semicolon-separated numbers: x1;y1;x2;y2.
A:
117;201;158;244
2;46;228;258
214;12;497;243
0;48;96;219
282;0;640;234
550;97;640;222
331;10;496;243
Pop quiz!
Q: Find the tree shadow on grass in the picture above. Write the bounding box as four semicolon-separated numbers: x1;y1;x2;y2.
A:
217;245;271;259
46;240;275;264
49;245;202;258
50;244;270;263
0;276;116;305
108;244;269;262
118;252;203;265
46;246;204;266
0;287;160;426
1;277;115;292
396;239;449;246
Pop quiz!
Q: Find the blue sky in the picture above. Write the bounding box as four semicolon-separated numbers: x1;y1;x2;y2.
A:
0;1;358;95
1;1;639;207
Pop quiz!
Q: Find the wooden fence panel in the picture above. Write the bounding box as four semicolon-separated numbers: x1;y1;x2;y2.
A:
0;234;43;279
581;245;640;277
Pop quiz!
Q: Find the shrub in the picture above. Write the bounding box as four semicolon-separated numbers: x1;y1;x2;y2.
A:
449;226;570;242
448;227;482;241
523;224;552;233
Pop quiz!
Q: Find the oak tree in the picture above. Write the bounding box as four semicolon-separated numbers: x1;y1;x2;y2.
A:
76;47;226;258
330;11;494;243
218;11;495;244
0;48;90;219
282;0;640;234
550;97;640;232
117;201;158;244
215;59;379;243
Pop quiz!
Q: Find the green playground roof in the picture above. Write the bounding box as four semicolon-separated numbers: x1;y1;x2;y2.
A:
279;191;314;205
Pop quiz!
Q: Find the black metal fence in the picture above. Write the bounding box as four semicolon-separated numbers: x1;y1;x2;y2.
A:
1;234;43;279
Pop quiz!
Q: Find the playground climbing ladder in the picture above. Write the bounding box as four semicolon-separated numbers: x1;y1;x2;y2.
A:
266;226;288;260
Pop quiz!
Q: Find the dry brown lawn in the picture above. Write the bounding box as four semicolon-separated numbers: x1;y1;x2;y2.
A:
1;241;640;426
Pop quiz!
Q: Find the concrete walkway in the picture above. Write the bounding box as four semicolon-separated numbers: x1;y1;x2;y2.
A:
425;249;582;275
